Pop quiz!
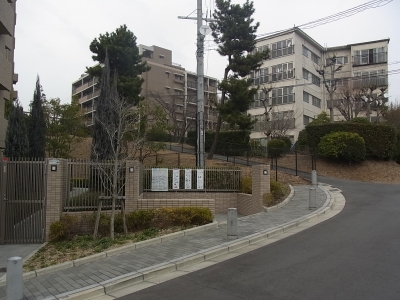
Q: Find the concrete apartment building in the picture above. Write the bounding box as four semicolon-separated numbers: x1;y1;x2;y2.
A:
0;0;18;151
248;27;389;145
72;44;218;132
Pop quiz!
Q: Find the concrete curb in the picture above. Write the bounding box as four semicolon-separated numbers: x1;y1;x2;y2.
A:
46;183;343;300
0;221;219;285
264;184;294;212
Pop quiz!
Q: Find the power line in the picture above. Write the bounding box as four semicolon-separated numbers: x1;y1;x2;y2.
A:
257;0;392;37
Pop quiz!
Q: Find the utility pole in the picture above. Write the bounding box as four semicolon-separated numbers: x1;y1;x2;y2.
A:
178;1;215;168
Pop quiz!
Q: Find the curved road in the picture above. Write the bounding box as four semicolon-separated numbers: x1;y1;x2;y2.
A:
119;177;400;300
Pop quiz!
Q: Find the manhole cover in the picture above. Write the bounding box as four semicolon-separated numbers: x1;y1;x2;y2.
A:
0;267;6;272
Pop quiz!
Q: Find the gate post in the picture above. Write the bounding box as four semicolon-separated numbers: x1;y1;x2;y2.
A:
0;159;6;244
125;160;140;213
45;159;67;241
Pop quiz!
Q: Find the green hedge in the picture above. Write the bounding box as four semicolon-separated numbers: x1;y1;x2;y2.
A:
187;130;250;156
318;131;366;163
267;139;286;158
306;123;396;159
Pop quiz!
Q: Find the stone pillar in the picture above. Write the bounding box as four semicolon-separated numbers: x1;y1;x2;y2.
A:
45;158;67;241
125;160;141;213
252;164;270;213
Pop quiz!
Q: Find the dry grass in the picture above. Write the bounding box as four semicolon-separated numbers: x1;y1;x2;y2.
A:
70;138;400;184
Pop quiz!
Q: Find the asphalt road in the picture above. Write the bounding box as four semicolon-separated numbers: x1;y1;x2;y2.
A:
118;177;400;300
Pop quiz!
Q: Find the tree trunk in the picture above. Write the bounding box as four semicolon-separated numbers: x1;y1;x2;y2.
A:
207;114;222;159
110;158;119;240
93;200;103;238
121;199;128;235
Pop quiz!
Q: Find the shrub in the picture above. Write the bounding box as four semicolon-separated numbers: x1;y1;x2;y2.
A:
86;213;124;236
267;139;286;158
306;122;396;159
263;181;288;206
277;136;292;151
318;131;366;163
126;210;156;231
396;132;400;164
187;130;251;156
70;178;89;189
296;129;308;150
240;177;252;194
49;215;79;241
154;207;213;228
350;117;370;124
247;140;267;158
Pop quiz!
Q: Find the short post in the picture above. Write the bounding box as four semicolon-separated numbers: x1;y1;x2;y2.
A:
227;208;238;239
309;187;316;210
311;170;317;186
6;257;23;300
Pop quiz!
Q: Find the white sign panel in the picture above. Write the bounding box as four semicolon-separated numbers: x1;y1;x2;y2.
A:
172;169;180;190
197;169;204;190
185;169;192;189
151;168;168;191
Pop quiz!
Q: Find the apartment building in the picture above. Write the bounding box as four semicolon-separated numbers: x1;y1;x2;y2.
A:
248;27;389;145
72;44;218;133
0;0;18;151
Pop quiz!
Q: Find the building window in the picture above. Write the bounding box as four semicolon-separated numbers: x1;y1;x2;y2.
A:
311;74;320;87
250;67;269;85
326;56;348;66
312;95;321;108
311;52;320;64
252;45;269;55
174;74;184;81
272;86;294;105
302;46;309;57
303;91;309;103
303;115;312;125
271;62;294;82
353;47;387;65
271;39;293;58
143;50;153;59
303;68;310;80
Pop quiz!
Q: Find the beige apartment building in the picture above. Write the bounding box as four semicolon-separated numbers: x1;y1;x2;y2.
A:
248;27;389;145
72;44;218;134
0;0;18;151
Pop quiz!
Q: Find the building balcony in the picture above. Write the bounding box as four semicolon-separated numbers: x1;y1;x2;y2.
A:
12;73;18;84
72;79;98;95
0;1;14;35
353;76;388;89
12;90;17;100
79;90;100;104
353;52;387;66
0;52;12;91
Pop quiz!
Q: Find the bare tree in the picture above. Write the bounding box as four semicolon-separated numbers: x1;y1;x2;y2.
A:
147;90;196;143
334;87;365;121
92;78;143;239
316;55;342;122
358;85;388;122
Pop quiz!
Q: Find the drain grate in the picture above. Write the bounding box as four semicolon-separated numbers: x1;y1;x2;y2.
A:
0;267;7;272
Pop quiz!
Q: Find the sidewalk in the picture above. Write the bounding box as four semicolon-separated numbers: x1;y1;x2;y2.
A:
0;184;341;300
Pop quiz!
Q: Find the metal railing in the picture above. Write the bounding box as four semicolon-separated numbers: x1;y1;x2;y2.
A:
143;166;241;192
64;159;125;212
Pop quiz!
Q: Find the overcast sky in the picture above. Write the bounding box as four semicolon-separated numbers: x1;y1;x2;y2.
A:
14;0;400;110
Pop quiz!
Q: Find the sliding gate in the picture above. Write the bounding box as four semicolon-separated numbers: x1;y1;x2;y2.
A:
0;159;47;244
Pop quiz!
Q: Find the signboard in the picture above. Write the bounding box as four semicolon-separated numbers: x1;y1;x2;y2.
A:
172;169;180;190
185;169;192;189
48;159;60;165
197;169;204;190
151;168;168;191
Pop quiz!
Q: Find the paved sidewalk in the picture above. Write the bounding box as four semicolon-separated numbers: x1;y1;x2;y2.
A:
0;185;330;300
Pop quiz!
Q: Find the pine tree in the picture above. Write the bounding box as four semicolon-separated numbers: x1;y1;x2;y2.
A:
87;25;149;106
28;76;46;158
4;100;29;158
207;0;268;159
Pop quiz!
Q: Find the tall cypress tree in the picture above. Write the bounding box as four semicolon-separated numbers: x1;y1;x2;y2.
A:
91;52;116;160
28;76;46;158
4;100;29;158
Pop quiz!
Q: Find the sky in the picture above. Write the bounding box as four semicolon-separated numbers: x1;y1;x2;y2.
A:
13;0;400;110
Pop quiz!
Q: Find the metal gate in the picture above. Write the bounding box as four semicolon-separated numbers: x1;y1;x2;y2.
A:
0;159;47;244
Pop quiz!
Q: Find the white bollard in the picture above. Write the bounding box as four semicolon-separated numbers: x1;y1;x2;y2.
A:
309;187;316;210
6;257;23;300
311;170;318;186
227;208;238;239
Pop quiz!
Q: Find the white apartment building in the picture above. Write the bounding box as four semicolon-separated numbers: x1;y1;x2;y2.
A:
248;27;389;146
